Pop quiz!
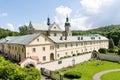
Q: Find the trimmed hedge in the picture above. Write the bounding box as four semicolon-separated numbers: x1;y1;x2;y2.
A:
98;48;107;54
64;70;82;79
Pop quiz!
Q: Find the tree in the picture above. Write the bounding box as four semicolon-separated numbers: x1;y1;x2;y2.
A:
0;56;41;80
19;25;28;35
118;40;120;48
109;38;115;49
23;68;41;80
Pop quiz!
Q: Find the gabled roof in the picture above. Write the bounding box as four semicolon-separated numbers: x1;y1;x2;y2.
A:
0;36;15;43
29;22;63;31
31;23;49;31
6;33;40;45
49;34;108;43
48;22;62;31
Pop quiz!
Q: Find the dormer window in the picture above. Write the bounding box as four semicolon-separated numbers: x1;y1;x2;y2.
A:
54;33;57;36
54;27;56;29
37;39;39;42
99;37;101;39
81;37;83;40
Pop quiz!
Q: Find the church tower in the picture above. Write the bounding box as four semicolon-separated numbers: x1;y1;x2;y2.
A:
64;16;72;39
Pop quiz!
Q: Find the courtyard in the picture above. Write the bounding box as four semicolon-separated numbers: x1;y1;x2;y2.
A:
55;59;120;80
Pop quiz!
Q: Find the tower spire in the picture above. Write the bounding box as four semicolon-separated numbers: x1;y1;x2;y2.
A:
47;15;50;26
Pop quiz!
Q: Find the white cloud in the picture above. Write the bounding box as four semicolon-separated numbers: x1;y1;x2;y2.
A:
55;0;120;30
6;23;15;31
71;16;93;30
55;5;72;30
80;0;102;14
0;12;8;17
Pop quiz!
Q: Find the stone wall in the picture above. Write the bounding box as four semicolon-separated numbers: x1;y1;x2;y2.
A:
36;53;92;71
98;54;120;62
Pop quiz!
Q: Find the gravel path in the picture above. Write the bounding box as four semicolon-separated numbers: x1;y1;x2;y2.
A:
93;68;120;80
41;75;52;80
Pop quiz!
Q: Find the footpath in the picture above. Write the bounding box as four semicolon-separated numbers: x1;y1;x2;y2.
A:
93;68;120;80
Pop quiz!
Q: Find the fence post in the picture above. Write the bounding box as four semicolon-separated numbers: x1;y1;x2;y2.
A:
50;70;53;78
60;74;64;80
41;68;45;75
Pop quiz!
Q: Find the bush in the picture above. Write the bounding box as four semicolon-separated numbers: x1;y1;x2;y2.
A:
72;54;76;56
60;56;71;59
98;48;107;54
64;70;82;79
77;53;81;55
118;49;120;55
108;49;115;53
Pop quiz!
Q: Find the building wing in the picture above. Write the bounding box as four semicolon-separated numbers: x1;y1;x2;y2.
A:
6;34;40;45
49;34;109;43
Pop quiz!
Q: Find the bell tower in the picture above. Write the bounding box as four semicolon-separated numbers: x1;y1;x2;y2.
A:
64;16;72;39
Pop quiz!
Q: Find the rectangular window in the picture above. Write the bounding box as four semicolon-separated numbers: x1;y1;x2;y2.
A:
76;50;78;53
71;44;73;47
65;52;68;55
33;48;36;52
43;56;46;61
57;45;59;49
43;47;45;51
54;33;57;36
81;42;83;46
45;38;47;41
58;60;62;64
22;48;24;52
65;44;67;48
76;43;78;46
71;51;73;54
37;38;39;42
57;54;59;58
50;46;54;50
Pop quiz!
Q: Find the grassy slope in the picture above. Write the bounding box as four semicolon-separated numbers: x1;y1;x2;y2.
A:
56;60;120;80
101;71;120;80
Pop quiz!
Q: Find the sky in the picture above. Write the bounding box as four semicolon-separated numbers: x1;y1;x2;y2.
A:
0;0;120;31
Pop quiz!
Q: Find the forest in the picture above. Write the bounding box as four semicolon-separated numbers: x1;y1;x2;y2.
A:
72;24;120;47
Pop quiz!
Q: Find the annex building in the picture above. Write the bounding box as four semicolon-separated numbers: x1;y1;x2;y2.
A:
0;17;109;65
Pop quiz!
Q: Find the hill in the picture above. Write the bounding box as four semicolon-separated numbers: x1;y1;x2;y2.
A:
88;24;120;32
0;27;19;39
72;24;120;35
72;24;120;46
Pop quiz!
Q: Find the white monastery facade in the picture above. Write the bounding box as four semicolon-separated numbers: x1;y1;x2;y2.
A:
0;17;109;65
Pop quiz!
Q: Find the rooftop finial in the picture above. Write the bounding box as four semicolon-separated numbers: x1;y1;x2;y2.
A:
66;14;69;22
47;15;50;26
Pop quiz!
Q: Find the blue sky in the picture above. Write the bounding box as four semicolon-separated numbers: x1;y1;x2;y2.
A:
0;0;120;31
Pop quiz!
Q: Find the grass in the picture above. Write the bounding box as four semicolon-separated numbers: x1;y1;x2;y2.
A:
55;59;120;80
101;71;120;80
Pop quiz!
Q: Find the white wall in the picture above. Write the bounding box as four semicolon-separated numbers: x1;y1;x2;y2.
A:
36;53;92;71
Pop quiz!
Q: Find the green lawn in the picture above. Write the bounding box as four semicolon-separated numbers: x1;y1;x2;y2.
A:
55;59;120;80
101;71;120;80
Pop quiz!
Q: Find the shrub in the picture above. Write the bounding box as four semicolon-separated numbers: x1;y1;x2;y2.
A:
64;70;82;79
60;56;71;59
108;49;115;53
72;54;76;56
77;53;81;55
118;49;120;55
98;48;107;54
